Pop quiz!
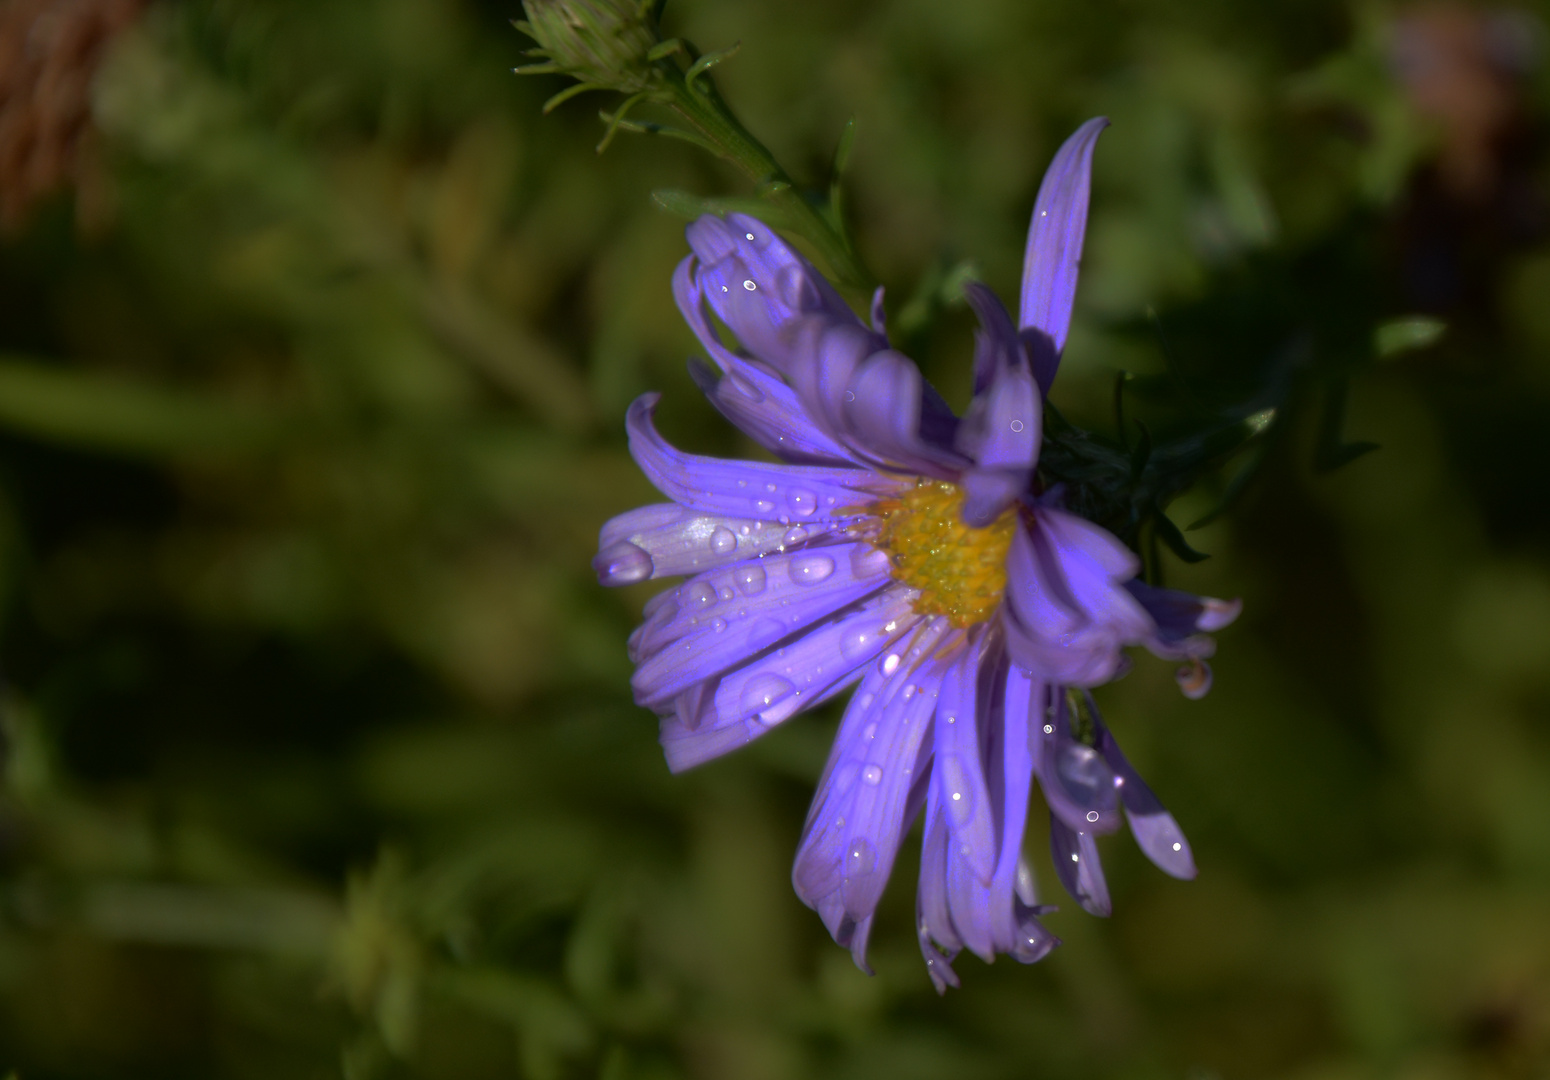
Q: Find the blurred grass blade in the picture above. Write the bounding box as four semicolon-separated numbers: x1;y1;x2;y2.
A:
0;355;283;457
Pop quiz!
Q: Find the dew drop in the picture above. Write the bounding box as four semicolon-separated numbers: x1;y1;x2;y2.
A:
719;587;735;601
881;653;901;676
754;498;776;515
685;581;718;607
711;617;728;633
861;764;883;786
846;839;878;876
938;755;977;827
839;626;874;662
849;546;891;578
788;489;818;517
594;541;653;585
734;564;767;596
740;673;794;717
782;526;809;547
709;526;737;555
789;552;836;585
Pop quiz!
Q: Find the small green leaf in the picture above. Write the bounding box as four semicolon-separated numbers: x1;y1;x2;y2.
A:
832;116;858;176
1374;316;1446;359
684;42;741;90
1153;510;1210;563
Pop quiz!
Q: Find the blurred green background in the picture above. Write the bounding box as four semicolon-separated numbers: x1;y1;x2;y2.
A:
0;0;1548;1077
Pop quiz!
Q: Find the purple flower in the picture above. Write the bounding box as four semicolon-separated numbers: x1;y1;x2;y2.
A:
594;118;1240;991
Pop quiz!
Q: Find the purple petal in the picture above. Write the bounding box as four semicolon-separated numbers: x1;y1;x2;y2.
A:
1032;693;1123;835
1124;578;1242;662
793;618;955;940
840;349;966;477
1091;714;1197;879
1003;509;1151;685
632;543;894;707
626;394;899;522
916;803;963;992
658;590;922;771
597;503;799;583
1018;117;1108;387
956;283;1040;525
686;213;861;378
1049;815;1111;917
674;257;858;465
933;627;997;882
987;665;1039;948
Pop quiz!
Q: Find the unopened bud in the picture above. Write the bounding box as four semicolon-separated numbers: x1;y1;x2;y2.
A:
520;0;661;95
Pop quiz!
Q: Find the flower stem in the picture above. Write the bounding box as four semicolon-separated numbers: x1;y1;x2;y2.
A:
660;67;873;291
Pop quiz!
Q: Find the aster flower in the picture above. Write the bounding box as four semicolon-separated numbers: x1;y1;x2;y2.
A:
594;117;1240;991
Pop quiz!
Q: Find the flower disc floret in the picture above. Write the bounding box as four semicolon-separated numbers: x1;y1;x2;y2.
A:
872;480;1017;628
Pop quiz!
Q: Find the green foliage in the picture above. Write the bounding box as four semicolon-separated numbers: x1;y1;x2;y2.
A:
1;0;1549;1078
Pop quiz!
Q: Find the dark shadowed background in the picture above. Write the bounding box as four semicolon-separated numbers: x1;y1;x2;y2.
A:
0;0;1548;1077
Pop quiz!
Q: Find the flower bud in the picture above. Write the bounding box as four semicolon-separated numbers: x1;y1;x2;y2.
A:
520;0;661;95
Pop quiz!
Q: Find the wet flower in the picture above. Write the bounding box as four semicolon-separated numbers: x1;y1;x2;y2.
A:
594;118;1240;990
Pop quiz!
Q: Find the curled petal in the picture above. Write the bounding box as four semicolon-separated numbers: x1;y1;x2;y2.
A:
686;213;860;378
957;283;1039;524
1019;117;1108;391
1003;509;1151;685
626;394;899;521
840;349;965;476
1125;578;1242;663
1088;707;1199;880
1049;815;1111;917
674;256;857;464
1032;693;1123;836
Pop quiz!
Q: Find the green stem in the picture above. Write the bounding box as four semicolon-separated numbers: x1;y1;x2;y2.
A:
660;70;873;290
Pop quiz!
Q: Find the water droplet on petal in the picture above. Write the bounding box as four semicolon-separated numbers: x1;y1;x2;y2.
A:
862;764;883;786
685;581;717;607
938;755;976;828
594;541;653;585
709;526;737;555
846;839;877;877
881;653;901;676
719;587;735;601
734;564;767;596
782;526;808;547
789;553;836;585
754;498;776;515
740;673;794;718
839;626;875;662
788;489;817;517
849;546;891;578
711;617;727;633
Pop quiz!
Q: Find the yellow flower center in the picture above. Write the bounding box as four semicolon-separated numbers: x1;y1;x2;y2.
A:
871;479;1017;628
